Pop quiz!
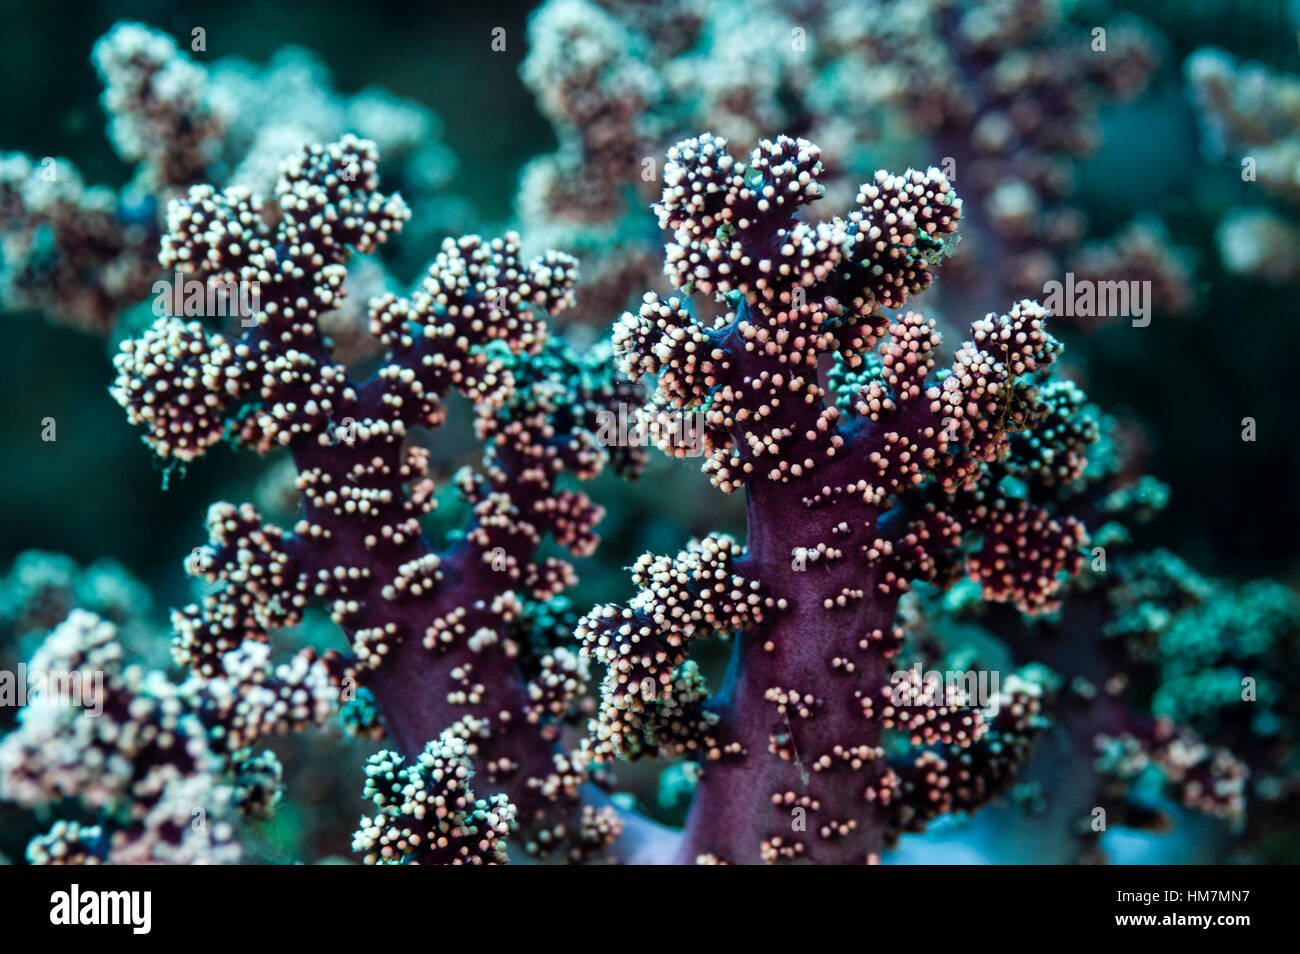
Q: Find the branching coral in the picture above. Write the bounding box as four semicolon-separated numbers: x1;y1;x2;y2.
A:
1087;553;1296;853
353;726;515;864
905;547;1285;863
4;10;1295;870
0;552;417;865
0;551;163;861
0;25;225;333
819;0;1192;314
579;131;1094;863
106;133;670;864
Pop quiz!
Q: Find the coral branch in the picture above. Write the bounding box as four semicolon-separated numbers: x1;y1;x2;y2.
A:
109;135;674;863
581;132;1091;863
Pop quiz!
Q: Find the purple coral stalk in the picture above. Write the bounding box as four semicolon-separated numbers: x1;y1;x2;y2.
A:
579;133;1089;863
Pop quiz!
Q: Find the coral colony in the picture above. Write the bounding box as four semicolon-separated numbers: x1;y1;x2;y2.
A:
7;123;1082;865
0;9;1297;868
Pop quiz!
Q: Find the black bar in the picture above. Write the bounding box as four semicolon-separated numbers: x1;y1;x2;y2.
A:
0;863;1282;941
